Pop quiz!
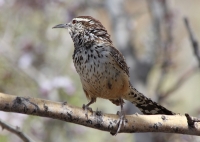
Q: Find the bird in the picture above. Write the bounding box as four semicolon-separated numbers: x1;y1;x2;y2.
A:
53;16;175;134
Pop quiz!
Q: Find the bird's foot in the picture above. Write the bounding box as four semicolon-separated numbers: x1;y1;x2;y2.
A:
111;111;127;135
116;111;126;134
82;104;93;119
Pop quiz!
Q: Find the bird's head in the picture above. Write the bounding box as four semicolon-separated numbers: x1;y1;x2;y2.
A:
53;16;112;44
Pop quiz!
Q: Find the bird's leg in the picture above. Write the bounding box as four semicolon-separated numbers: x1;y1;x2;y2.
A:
115;98;126;135
82;98;96;118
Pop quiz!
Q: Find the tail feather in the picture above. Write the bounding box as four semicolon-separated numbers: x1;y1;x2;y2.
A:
123;87;175;115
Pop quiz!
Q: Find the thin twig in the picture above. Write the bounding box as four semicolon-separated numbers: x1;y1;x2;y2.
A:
158;17;200;102
184;17;200;67
185;113;200;128
148;0;175;102
158;66;199;102
0;119;34;142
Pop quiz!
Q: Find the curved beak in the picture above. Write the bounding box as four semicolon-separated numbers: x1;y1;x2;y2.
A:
52;24;68;29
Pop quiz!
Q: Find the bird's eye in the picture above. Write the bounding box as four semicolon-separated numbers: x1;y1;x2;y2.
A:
72;20;76;24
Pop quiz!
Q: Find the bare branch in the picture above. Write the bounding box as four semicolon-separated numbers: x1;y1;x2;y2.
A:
158;17;200;102
185;113;200;128
184;17;200;67
157;17;200;102
158;66;199;102
0;93;200;135
0;119;34;142
148;0;175;103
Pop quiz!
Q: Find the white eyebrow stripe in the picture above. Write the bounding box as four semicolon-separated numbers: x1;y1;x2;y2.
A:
74;18;90;22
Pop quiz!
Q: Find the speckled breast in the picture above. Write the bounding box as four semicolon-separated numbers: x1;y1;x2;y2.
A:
73;45;130;100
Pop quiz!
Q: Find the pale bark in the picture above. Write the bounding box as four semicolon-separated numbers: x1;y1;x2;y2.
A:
0;92;200;135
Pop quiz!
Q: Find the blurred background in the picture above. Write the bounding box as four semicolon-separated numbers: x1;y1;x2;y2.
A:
0;0;200;141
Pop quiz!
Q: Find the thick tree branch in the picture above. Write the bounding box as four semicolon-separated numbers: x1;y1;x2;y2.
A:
0;92;200;135
0;119;34;142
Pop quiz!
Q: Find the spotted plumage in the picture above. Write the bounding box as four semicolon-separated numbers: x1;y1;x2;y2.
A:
53;16;174;116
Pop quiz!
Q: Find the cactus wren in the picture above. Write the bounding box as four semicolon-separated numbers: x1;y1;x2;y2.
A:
53;16;174;133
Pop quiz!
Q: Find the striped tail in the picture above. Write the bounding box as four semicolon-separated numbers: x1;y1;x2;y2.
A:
123;87;175;115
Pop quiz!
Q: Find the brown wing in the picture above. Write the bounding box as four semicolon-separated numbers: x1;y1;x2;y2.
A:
109;46;129;76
